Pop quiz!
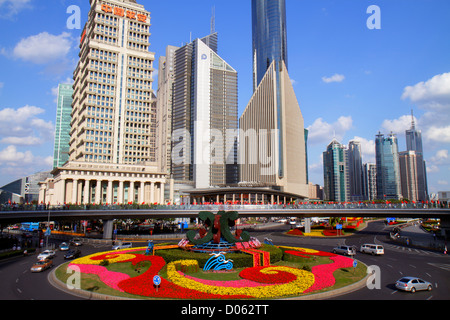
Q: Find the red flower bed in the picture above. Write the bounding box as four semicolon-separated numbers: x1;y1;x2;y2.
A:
287;228;303;236
117;254;249;299
239;266;297;284
304;255;354;293
285;250;336;258
323;229;344;236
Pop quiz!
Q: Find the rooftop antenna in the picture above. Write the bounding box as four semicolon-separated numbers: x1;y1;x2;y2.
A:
211;6;216;34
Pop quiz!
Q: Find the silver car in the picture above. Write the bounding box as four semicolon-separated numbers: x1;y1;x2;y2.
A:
395;277;432;293
332;245;356;256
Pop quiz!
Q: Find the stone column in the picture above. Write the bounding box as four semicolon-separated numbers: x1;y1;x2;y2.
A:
140;181;145;204
95;180;101;204
118;181;124;204
129;181;135;203
150;182;155;204
103;220;114;240
72;179;78;205
107;180;113;204
83;180;91;204
160;182;165;204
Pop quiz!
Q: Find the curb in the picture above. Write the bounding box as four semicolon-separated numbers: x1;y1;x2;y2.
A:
49;260;369;301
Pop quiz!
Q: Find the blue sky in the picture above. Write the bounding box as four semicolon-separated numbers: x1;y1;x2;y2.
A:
0;0;449;196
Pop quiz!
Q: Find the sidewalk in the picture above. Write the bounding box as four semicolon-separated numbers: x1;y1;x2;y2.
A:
393;222;447;253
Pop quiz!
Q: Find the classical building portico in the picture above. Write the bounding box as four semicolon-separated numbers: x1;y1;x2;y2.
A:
39;161;173;206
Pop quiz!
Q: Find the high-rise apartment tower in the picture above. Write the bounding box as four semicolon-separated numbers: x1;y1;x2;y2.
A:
40;0;171;206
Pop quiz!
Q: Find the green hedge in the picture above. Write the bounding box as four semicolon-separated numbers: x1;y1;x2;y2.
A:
155;244;282;269
0;248;36;260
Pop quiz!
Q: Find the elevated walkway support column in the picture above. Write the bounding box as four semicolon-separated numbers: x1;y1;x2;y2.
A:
103;220;114;240
304;218;311;234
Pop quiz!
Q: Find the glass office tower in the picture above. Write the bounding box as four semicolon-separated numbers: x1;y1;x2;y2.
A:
53;83;73;168
252;0;288;90
252;0;288;179
375;132;402;200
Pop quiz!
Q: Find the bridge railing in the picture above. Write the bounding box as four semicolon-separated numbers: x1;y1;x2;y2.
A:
1;201;448;212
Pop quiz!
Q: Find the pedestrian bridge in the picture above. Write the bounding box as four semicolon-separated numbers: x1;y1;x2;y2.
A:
1;205;449;240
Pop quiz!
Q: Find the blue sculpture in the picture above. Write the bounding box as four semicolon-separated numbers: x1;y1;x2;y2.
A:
145;240;154;255
203;252;234;271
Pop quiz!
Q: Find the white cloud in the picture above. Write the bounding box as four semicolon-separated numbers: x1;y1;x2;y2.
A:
0;145;34;164
402;72;450;105
0;82;4;89
0;136;42;146
307;116;353;145
430;149;449;164
0;0;31;18
322;73;345;83
424;126;450;143
13;32;73;64
381;115;415;135
0;105;54;145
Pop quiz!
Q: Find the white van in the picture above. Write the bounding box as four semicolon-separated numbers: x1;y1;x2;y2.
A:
360;244;384;255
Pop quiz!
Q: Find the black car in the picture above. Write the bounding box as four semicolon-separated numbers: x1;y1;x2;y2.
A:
64;249;81;260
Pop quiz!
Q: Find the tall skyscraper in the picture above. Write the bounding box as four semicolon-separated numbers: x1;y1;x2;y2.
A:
399;150;420;202
53;83;73;168
375;132;402;200
157;45;179;175
406;110;423;154
169;33;239;189
40;0;171;206
240;0;308;198
347;140;364;201
70;0;156;165
322;139;349;202
403;110;428;201
252;0;288;90
363;163;377;201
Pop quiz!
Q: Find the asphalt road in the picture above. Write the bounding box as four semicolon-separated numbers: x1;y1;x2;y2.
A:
0;220;449;301
254;220;450;300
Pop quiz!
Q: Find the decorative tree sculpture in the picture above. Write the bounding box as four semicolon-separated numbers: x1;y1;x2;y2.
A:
186;211;250;245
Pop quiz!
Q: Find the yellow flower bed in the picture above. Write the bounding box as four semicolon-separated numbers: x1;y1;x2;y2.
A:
166;260;315;299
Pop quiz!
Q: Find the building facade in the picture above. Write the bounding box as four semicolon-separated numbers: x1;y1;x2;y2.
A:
156;45;178;175
40;0;171;205
169;33;239;189
375;132;402;200
252;0;288;91
399;150;420;202
322;139;349;202
363;163;377;201
347;140;364;201
240;0;308;199
53;84;73;168
239;60;308;198
404;111;428;201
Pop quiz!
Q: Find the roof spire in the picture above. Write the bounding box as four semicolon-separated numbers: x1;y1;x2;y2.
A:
211;6;216;34
411;109;416;130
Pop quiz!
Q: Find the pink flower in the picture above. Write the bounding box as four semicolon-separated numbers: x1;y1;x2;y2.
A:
69;264;130;292
304;255;354;293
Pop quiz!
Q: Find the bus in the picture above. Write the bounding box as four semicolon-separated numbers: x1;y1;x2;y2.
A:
20;222;40;232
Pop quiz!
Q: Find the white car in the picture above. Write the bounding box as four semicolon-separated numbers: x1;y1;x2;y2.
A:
37;250;56;260
112;242;132;250
360;244;384;255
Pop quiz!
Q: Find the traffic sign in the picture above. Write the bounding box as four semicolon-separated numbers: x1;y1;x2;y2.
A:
153;275;161;286
336;224;342;230
353;260;358;268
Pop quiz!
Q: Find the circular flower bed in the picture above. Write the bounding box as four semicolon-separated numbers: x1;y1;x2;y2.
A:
61;245;360;300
